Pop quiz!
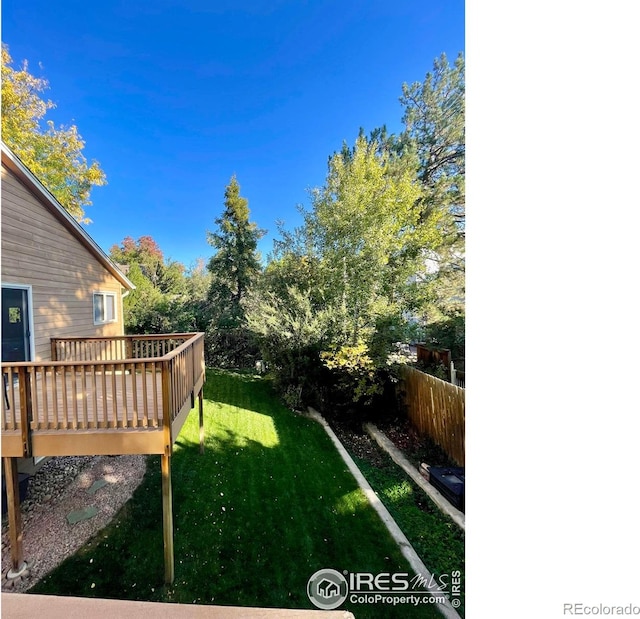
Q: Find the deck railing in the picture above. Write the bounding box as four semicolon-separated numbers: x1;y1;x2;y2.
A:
163;332;205;427
50;333;194;362
2;333;205;457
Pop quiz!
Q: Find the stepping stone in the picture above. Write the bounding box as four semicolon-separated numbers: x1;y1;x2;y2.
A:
87;479;108;495
66;506;98;524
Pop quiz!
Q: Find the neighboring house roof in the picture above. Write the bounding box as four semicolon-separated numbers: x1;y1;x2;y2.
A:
1;141;135;291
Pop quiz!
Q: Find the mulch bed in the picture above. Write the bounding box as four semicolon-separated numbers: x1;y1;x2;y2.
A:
329;419;388;468
329;416;456;470
376;417;457;468
327;417;459;519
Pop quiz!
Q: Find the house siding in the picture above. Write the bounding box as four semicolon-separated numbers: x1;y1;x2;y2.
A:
1;163;125;362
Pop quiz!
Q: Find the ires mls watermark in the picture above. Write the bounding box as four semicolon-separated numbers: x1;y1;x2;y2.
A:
306;568;463;610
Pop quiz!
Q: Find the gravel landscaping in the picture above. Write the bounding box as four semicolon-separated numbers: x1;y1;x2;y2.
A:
1;454;147;592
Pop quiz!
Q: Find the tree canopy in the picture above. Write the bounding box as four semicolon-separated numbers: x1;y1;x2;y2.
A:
307;135;424;347
397;53;465;355
244;52;466;411
109;235;199;334
110;236;166;286
1;45;106;223
400;52;465;235
101;51;465;399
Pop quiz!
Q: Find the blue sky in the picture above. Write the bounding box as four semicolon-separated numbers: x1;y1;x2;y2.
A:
2;1;464;267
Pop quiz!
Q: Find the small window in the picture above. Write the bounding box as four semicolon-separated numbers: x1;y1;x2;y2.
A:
93;292;117;325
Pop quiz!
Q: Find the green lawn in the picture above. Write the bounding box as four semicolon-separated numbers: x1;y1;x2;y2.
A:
30;369;445;618
353;450;465;616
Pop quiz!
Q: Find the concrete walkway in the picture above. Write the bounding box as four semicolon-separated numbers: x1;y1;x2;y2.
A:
1;593;355;618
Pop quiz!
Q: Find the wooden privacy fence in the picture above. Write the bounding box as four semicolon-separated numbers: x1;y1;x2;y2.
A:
400;364;465;466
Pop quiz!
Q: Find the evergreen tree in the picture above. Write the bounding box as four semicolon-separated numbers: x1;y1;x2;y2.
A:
204;176;264;367
399;53;465;360
400;52;465;235
206;175;264;327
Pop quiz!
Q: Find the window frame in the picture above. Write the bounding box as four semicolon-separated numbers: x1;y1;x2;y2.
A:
93;291;117;325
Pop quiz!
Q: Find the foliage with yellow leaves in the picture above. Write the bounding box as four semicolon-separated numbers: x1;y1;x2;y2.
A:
1;45;106;223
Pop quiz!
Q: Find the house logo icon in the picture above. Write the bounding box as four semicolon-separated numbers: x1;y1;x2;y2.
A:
307;568;348;610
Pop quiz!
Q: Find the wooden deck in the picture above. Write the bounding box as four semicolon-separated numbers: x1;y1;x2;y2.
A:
2;333;206;584
2;333;205;457
1;593;356;618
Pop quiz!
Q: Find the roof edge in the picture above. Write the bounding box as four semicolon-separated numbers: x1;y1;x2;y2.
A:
1;141;135;291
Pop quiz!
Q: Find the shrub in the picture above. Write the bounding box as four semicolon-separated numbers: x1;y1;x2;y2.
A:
321;344;382;406
415;360;449;381
204;326;260;369
246;287;330;410
319;343;404;423
246;287;407;421
423;312;465;365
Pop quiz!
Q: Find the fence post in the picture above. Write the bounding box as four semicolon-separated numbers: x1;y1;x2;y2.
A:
450;361;456;386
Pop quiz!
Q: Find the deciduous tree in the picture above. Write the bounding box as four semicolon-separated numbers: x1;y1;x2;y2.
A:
1;45;106;223
307;135;424;348
109;235;184;292
109;235;192;333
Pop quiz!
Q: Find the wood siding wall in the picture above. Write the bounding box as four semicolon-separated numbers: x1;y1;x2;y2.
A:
1;164;125;361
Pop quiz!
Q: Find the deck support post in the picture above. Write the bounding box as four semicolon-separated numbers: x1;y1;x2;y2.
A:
199;388;204;455
161;453;174;584
3;457;26;574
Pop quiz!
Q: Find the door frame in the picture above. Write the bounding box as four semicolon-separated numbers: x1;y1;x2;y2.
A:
1;282;35;363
